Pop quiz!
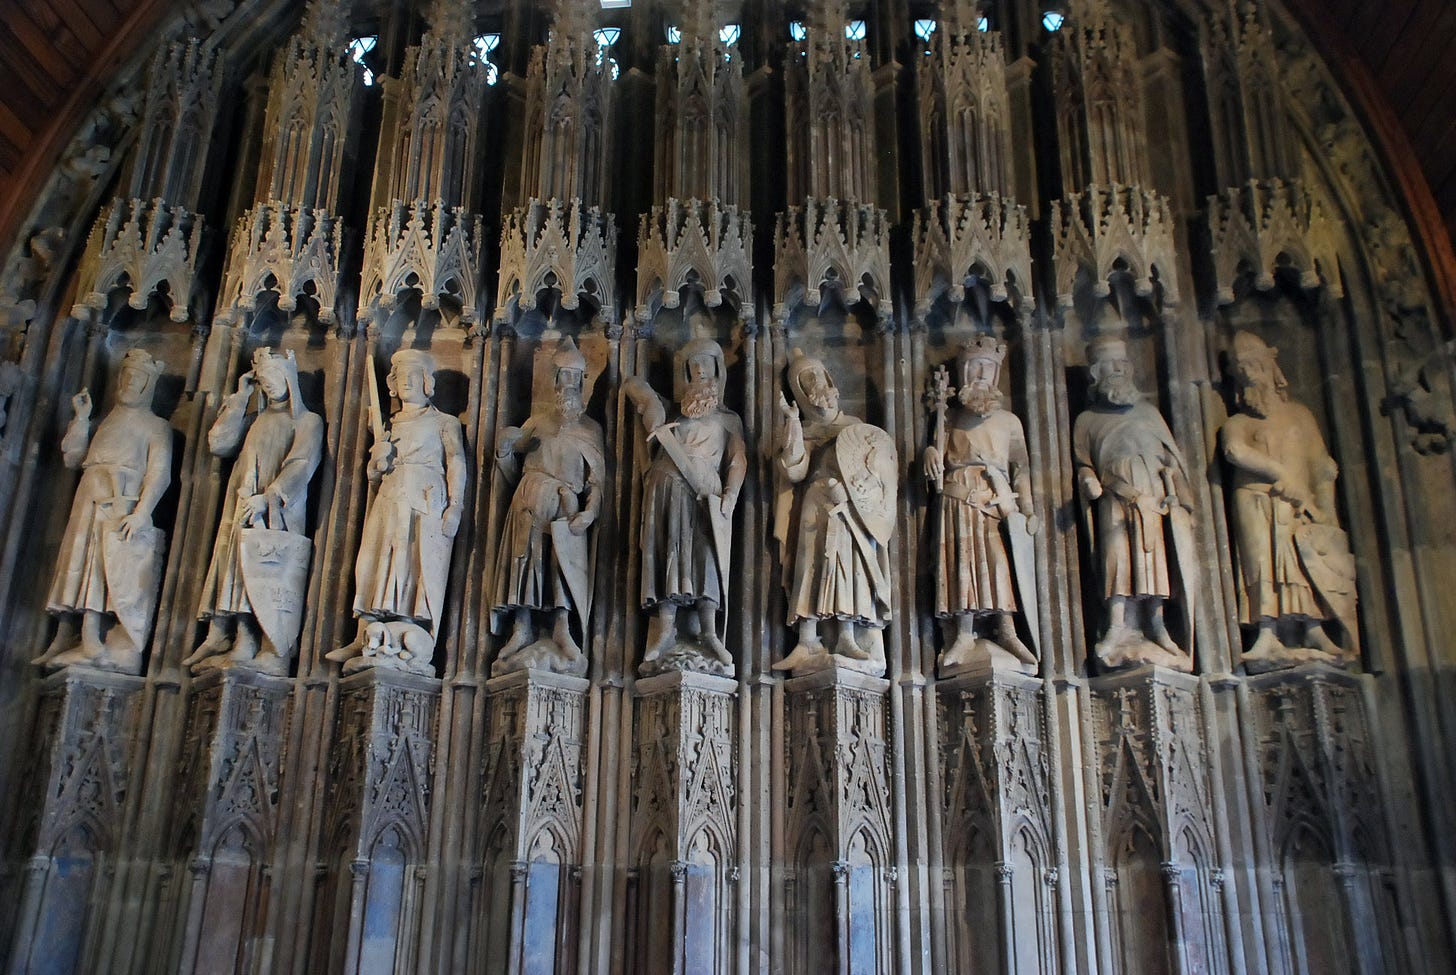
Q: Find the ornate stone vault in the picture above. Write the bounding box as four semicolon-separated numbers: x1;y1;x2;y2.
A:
0;1;1452;974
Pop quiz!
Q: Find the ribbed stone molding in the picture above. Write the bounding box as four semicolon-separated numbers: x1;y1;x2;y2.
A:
218;202;346;325
73;197;204;322
633;198;753;327
495;198;619;326
1207;178;1343;303
357;200;484;328
772;198;892;325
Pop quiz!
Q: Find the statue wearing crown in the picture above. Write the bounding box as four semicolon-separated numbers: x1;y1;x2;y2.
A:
184;347;325;675
924;334;1040;676
773;349;898;676
36;349;173;674
624;337;747;675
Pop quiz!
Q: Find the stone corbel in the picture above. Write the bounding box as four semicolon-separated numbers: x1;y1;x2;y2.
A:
218;201;346;326
1051;183;1179;309
495;197;619;327
911;192;1034;320
772;197;892;326
1206;178;1341;304
73;197;205;323
357;199;484;328
633;198;754;327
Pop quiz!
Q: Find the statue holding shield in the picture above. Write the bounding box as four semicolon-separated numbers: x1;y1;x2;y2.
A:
924;335;1039;676
184;348;324;675
490;339;605;676
624;338;746;675
773;349;898;676
325;349;467;674
35;348;172;674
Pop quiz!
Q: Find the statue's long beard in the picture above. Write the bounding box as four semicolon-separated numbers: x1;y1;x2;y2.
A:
959;385;1003;416
807;387;838;412
681;379;720;419
557;390;585;423
1238;382;1282;419
1098;376;1143;407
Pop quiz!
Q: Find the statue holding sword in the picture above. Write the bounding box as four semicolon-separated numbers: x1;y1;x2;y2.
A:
624;338;746;675
924;334;1040;676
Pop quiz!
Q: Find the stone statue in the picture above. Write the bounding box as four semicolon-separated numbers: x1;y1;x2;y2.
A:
924;335;1039;676
184;348;324;675
35;348;172;674
491;339;605;676
624;338;746;675
1221;330;1359;671
325;349;467;674
1073;333;1198;671
772;349;897;676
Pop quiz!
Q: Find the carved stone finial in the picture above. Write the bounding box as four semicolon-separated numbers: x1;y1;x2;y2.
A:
299;0;351;49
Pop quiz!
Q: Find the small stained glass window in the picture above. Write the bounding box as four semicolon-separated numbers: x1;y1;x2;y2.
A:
666;25;681;44
845;19;867;41
594;27;622;48
789;21;807;42
473;33;501;85
719;24;741;45
977;15;991;32
349;35;377;87
1043;11;1066;32
913;19;937;44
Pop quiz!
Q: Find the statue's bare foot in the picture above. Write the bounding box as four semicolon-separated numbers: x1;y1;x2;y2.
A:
552;617;583;663
1244;626;1285;662
941;626;978;669
324;639;363;664
497;619;534;663
1304;622;1342;657
774;640;827;672
89;644;143;674
183;626;231;668
46;645;99;670
643;611;676;663
241;649;289;676
699;630;732;666
1094;624;1137;664
835;627;870;660
34;627;79;666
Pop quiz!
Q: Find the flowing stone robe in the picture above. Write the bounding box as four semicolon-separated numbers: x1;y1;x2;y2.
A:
354;404;466;627
1073;400;1187;600
933;408;1029;616
777;414;892;626
492;414;605;617
47;405;172;619
639;409;744;609
198;397;324;618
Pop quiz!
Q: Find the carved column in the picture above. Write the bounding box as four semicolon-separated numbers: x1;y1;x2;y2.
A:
626;671;739;975
4;671;146;975
313;669;440;975
1087;667;1232;975
1241;665;1406;974
473;670;589;975
169;669;293;974
937;670;1060;975
780;669;896;974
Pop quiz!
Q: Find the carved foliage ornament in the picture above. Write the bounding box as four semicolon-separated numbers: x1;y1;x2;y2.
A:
912;193;1034;318
1207;178;1342;303
634;198;753;326
219;202;345;325
1052;183;1179;308
773;198;892;324
497;198;618;326
74;198;204;323
358;200;483;327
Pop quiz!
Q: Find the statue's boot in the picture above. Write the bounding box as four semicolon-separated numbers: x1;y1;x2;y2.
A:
496;609;534;663
50;611;111;668
940;616;979;669
696;602;731;665
226;622;260;663
996;615;1038;667
835;625;870;660
1304;621;1343;658
247;649;290;676
1242;622;1286;666
324;621;370;664
1147;604;1182;658
183;619;233;668
91;622;142;674
774;621;827;671
552;610;584;664
33;617;80;666
643;605;677;663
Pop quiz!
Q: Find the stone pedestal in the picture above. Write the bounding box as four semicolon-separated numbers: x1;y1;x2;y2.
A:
780;668;896;975
5;669;145;975
626;671;739;975
1088;666;1228;975
169;668;293;974
474;669;590;975
312;668;440;975
936;669;1058;975
1242;664;1405;974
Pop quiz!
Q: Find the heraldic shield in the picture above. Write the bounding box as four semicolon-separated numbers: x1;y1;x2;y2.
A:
837;422;898;544
1295;521;1361;655
239;526;314;655
103;521;164;652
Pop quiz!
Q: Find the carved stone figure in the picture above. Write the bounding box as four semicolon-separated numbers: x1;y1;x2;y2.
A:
325;349;467;674
624;338;746;675
184;348;324;675
924;335;1039;676
1073;333;1197;671
491;339;605;676
773;350;897;676
1221;330;1359;671
35;349;172;674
